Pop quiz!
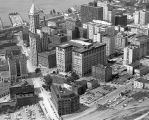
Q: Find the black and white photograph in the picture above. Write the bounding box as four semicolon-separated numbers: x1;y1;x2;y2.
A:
1;0;149;120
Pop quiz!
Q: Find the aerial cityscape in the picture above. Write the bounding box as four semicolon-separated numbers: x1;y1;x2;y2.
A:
1;0;149;120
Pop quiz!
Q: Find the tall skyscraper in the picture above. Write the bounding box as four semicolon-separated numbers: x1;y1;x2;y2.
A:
29;3;40;66
29;32;39;66
29;3;40;33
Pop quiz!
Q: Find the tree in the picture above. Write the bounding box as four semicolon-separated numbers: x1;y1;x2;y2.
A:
71;72;79;80
66;72;79;83
44;75;53;90
66;76;74;83
35;68;41;73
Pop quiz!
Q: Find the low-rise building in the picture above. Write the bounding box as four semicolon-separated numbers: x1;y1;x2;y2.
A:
63;80;87;95
92;64;112;83
0;71;10;83
134;65;149;77
38;50;56;68
51;84;80;116
49;33;67;45
9;80;35;106
134;78;149;89
131;34;148;58
0;82;10;98
87;79;98;89
0;54;9;72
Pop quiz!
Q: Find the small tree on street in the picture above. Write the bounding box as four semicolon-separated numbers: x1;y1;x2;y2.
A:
44;75;53;90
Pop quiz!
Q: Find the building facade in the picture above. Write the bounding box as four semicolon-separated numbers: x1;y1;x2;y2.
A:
65;18;81;30
123;45;140;66
29;32;39;66
97;1;109;21
38;51;56;68
133;78;149;89
92;64;112;83
101;34;115;56
37;31;49;52
131;35;148;58
72;43;106;77
49;33;67;44
51;84;80;116
9;80;35;106
80;3;103;23
133;10;149;25
29;3;40;34
29;3;40;66
114;14;127;26
56;44;72;72
115;32;128;50
6;47;28;83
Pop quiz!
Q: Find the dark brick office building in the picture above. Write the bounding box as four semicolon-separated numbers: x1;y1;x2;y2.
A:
51;84;80;116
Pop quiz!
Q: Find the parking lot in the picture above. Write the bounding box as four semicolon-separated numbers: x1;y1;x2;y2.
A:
1;103;47;120
80;85;116;106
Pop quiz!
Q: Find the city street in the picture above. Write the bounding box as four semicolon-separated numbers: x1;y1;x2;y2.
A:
17;34;60;120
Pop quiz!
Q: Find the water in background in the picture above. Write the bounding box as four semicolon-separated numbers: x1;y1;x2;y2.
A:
0;0;91;25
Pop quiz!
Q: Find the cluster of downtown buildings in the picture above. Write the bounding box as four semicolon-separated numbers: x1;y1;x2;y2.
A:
1;0;149;117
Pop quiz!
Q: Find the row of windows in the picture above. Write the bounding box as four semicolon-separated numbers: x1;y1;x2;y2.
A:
0;91;9;98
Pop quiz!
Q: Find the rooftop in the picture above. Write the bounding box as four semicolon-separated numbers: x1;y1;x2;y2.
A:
70;40;92;46
51;84;76;99
58;43;72;48
5;46;22;58
73;42;106;53
136;78;149;84
38;50;56;58
0;71;9;78
10;80;34;95
93;64;111;69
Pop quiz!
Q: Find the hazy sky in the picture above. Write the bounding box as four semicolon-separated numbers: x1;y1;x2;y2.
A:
0;0;92;25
